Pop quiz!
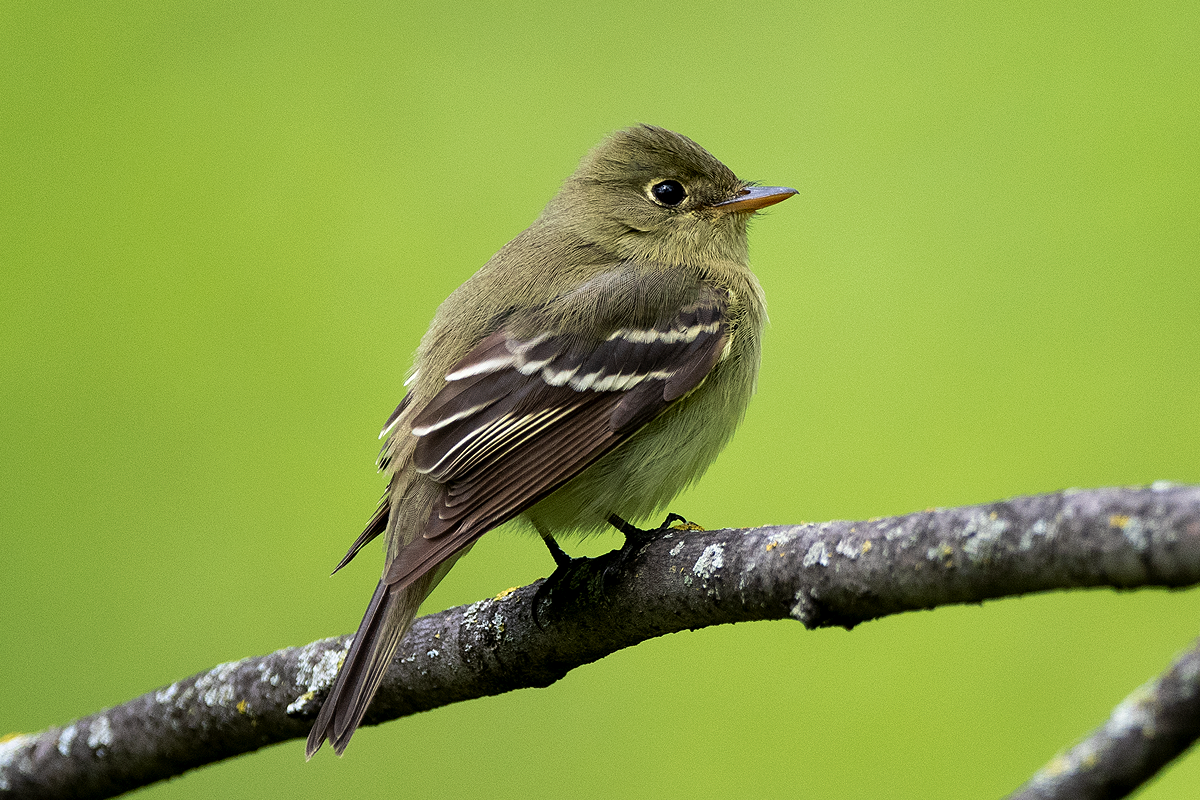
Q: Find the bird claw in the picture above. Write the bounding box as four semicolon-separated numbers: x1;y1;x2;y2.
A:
661;513;705;533
533;535;585;629
608;512;704;545
533;514;705;629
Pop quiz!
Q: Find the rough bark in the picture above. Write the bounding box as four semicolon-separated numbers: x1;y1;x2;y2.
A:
3;484;1199;799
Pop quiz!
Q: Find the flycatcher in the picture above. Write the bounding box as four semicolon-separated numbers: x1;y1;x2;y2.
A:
306;125;796;757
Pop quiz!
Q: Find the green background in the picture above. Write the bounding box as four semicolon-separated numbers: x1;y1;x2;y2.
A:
3;2;1199;797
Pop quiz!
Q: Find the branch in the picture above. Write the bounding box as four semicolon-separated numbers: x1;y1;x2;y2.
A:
1007;633;1200;800
3;484;1199;799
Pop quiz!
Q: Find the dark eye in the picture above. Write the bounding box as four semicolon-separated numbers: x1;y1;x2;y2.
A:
650;180;687;206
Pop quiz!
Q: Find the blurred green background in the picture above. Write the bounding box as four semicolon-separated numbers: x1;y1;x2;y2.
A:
3;1;1198;797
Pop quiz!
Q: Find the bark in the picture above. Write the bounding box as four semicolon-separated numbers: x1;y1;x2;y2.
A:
3;484;1199;799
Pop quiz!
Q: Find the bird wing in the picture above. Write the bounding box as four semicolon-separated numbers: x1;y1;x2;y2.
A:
381;282;731;591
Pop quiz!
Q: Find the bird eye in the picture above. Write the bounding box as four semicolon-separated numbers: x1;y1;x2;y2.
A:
650;180;687;207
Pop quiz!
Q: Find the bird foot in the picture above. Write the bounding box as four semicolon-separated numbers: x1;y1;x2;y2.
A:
533;534;586;629
608;512;704;545
532;515;705;628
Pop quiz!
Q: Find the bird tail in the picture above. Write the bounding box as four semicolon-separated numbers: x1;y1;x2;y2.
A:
304;576;426;758
305;539;473;758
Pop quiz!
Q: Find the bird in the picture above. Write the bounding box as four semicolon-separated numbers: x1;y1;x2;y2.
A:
305;124;796;757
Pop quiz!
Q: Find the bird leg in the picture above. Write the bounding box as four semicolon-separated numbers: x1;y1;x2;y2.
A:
540;532;576;569
533;515;705;628
532;531;587;628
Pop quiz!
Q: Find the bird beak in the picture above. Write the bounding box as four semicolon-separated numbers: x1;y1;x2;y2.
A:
714;185;798;213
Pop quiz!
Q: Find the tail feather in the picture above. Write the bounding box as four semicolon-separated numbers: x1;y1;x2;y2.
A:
305;578;424;758
306;543;473;758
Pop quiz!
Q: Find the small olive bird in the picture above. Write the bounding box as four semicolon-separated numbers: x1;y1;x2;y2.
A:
305;125;795;757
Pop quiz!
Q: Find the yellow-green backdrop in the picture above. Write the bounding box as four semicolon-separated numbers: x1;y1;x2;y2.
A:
3;2;1199;797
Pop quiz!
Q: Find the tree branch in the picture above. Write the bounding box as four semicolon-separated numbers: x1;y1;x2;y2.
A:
3;484;1199;799
1007;632;1200;800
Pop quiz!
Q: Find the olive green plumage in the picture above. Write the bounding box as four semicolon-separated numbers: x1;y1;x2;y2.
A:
306;125;795;757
